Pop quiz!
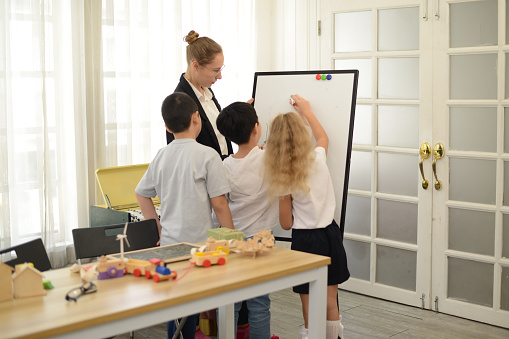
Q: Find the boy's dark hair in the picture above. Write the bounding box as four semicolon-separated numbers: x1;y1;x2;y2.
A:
216;102;258;145
161;92;199;133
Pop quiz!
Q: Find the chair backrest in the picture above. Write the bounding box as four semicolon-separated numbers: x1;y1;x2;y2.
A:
72;219;159;260
0;238;52;272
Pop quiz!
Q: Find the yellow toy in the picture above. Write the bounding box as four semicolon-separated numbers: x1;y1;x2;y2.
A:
191;249;228;267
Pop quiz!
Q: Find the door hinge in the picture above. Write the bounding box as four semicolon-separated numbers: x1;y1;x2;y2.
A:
420;293;425;309
318;20;321;36
434;296;439;312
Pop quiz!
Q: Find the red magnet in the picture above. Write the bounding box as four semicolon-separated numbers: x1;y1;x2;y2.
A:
315;74;321;80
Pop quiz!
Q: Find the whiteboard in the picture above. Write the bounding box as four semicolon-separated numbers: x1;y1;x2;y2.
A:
252;70;359;240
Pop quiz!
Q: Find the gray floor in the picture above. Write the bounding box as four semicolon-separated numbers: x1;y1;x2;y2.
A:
114;288;509;339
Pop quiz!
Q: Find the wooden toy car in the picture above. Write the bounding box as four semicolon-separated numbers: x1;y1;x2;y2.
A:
192;250;228;267
125;258;154;277
136;258;177;282
151;265;177;283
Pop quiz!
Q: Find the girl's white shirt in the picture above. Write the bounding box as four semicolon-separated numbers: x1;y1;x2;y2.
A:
291;146;336;229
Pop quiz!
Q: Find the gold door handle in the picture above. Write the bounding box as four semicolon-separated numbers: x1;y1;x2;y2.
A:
432;142;445;190
419;142;431;189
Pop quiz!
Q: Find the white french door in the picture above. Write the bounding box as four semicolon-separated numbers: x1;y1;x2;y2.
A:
321;0;509;328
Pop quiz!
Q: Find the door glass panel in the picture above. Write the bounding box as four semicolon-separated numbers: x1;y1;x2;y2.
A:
503;215;509;258
448;208;495;256
449;158;496;204
378;7;419;51
378;58;419;99
343;239;370;281
450;107;497;152
378;105;419;148
448;257;493;307
450;54;497;100
376;245;416;291
346;195;371;236
334;11;372;52
349;151;371;191
378;153;418;197
450;0;497;48
335;59;372;98
377;199;417;244
352;104;372;145
502;266;509;311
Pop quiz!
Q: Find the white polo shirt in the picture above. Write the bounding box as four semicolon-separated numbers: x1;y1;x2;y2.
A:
185;78;228;156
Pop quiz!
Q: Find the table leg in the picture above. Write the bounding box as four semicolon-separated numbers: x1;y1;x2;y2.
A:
307;265;327;338
218;303;235;339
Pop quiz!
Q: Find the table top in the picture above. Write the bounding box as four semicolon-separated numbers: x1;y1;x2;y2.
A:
0;246;330;339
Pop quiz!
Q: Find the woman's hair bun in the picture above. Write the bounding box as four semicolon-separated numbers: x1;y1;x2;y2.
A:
184;30;199;44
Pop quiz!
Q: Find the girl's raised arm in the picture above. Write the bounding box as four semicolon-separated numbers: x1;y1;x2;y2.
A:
290;94;329;155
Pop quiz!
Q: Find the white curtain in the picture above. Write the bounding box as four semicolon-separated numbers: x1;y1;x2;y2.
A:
0;0;256;268
0;0;87;268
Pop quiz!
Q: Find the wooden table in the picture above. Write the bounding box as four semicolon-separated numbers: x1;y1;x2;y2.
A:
0;247;330;338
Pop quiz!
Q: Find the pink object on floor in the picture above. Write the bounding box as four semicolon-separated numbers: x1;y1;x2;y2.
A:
195;328;212;339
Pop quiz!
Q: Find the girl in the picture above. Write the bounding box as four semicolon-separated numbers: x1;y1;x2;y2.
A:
264;94;350;339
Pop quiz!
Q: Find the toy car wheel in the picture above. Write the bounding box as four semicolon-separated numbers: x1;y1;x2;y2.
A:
107;266;118;277
172;271;178;280
153;274;160;283
133;268;141;277
145;271;152;279
218;257;226;265
203;259;211;268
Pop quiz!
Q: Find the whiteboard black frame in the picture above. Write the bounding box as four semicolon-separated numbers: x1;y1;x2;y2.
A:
252;70;359;241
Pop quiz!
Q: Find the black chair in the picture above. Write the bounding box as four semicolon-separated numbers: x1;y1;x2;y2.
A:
72;219;159;262
0;238;52;272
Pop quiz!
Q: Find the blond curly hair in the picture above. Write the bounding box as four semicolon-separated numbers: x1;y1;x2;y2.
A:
264;112;314;197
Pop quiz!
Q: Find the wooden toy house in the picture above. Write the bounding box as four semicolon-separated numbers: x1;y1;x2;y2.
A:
91;164;160;227
0;261;14;302
12;264;46;298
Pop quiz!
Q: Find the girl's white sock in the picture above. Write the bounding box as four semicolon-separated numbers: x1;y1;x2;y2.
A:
300;326;309;339
326;316;345;339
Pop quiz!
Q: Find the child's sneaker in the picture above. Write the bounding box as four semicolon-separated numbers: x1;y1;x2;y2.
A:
195;328;212;339
236;323;249;339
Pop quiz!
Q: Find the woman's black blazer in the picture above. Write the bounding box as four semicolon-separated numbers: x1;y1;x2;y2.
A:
166;74;233;159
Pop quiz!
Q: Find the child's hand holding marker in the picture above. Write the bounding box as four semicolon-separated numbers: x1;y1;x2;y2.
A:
290;94;310;126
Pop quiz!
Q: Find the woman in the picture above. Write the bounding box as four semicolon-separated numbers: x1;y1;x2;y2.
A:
167;30;233;160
